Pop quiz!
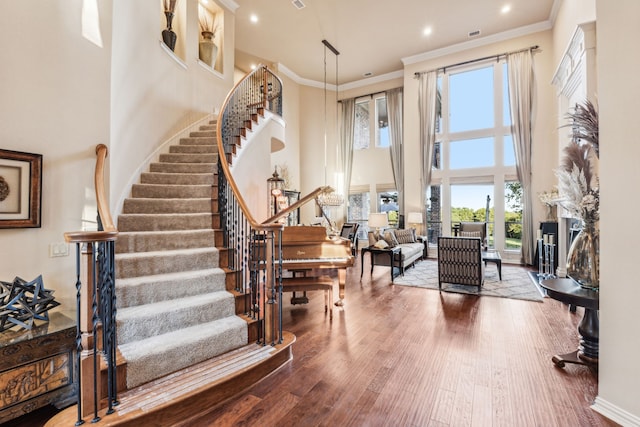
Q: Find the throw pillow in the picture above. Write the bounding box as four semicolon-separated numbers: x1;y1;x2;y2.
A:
395;228;416;244
373;239;389;249
460;231;482;239
383;230;399;248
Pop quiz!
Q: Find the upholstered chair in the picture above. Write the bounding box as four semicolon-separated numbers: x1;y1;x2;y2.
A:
437;236;484;290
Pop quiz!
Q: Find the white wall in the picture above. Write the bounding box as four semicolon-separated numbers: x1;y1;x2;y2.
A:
0;0;234;310
0;0;113;310
110;0;235;214
594;0;640;423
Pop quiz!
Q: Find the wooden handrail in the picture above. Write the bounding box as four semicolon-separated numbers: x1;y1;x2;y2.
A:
216;66;284;233
64;144;118;244
95;144;116;232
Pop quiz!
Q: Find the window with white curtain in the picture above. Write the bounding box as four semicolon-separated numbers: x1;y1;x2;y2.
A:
354;95;388;150
429;62;520;253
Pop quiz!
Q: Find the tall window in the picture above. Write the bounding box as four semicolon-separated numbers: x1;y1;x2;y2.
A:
354;95;388;150
429;62;520;253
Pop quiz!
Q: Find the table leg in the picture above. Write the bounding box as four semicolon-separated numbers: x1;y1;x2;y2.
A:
360;250;366;278
335;268;346;307
552;307;598;368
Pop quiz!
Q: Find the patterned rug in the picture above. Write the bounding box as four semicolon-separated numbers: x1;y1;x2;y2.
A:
393;259;546;302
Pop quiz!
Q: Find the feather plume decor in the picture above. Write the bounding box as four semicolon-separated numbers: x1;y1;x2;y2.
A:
555;101;599;223
564;99;599;157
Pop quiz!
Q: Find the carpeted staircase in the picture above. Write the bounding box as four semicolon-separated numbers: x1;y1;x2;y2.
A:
114;121;248;389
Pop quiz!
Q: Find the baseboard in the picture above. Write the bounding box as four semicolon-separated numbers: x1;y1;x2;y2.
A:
592;396;640;426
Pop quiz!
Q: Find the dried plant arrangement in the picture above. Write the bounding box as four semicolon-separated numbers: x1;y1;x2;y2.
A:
565;99;599;157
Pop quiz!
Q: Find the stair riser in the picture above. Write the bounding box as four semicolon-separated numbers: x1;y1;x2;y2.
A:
170;145;216;154
117;270;226;309
118;214;212;232
190;131;215;137
149;163;216;174
122;198;212;214
116;230;215;253
131;184;212;198
179;137;216;145
140;173;214;185
117;294;236;344
116;250;218;279
120;319;247;389
159;153;218;163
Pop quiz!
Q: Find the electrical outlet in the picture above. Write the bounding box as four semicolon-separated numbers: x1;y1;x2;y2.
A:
49;242;69;257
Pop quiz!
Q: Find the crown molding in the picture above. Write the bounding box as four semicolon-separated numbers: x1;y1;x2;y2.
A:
278;20;552;91
402;21;552;66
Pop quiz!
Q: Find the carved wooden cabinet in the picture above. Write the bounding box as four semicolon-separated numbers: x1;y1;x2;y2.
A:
0;311;76;423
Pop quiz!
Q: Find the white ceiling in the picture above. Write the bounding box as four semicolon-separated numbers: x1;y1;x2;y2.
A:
232;0;557;87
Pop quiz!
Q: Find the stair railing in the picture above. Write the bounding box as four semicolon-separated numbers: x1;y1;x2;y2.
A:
217;65;285;346
64;144;119;424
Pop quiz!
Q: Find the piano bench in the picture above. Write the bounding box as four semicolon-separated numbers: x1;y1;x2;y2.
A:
281;275;334;318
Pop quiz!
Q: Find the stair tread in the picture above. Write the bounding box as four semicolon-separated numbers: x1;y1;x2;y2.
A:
115;246;218;260
116;267;224;286
117;290;233;320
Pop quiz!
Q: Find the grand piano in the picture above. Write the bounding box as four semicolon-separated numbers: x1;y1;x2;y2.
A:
266;188;355;310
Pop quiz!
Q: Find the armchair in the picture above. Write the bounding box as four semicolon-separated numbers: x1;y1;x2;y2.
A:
437;236;484;290
459;222;488;251
340;222;360;256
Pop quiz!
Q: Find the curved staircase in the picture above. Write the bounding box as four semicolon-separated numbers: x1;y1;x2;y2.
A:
114;122;248;389
48;118;294;426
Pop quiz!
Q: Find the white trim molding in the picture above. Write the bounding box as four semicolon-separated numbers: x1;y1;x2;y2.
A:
592;396;640;427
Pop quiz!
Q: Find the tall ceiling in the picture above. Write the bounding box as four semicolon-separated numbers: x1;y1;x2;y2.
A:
232;0;557;86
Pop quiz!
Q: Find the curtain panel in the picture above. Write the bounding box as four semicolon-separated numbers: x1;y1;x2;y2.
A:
339;98;356;222
386;88;404;214
507;50;535;265
418;71;439;225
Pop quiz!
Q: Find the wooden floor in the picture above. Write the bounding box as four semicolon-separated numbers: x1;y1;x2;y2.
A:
192;257;616;427
15;255;617;427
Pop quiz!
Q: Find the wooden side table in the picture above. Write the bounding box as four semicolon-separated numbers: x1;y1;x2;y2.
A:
0;311;76;423
540;278;599;369
361;246;402;282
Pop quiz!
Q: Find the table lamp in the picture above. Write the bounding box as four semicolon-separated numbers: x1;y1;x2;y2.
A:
407;212;423;235
368;212;389;238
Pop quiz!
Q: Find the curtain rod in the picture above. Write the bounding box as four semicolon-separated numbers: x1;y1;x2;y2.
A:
337;87;402;103
413;45;540;78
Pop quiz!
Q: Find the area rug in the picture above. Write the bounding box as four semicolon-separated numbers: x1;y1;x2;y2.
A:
393;259;546;302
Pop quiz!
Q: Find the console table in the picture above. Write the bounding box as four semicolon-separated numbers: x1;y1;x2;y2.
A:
540;278;599;369
0;311;76;423
361;246;402;281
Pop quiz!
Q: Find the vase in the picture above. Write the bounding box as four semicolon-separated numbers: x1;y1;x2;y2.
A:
566;220;599;290
162;11;177;51
545;204;557;221
199;31;218;67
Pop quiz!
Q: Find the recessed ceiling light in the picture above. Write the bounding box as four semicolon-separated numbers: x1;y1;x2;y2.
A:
501;4;511;14
250;64;256;70
250;14;258;23
423;26;433;36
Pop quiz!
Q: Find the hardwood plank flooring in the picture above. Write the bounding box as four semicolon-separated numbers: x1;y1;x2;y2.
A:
14;255;617;426
191;256;617;427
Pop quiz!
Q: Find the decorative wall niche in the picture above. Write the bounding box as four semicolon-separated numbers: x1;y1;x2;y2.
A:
160;0;187;61
198;0;224;73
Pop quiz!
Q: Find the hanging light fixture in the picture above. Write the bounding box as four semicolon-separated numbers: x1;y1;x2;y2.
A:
318;39;344;208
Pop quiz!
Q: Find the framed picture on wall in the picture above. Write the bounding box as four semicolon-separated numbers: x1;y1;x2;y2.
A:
0;149;42;228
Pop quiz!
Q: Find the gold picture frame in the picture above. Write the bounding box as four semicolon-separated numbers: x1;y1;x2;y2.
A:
0;149;42;228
